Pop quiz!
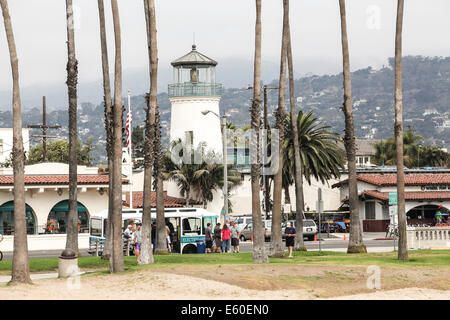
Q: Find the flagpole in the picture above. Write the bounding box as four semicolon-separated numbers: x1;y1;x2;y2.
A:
128;90;133;209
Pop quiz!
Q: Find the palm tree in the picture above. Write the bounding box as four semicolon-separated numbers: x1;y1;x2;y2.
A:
97;0;113;260
250;0;268;263
164;142;204;207
193;161;242;208
338;0;366;254
289;112;344;183
153;109;168;255
372;129;448;168
65;0;79;254
139;0;156;265
285;1;306;252
395;0;408;261
0;0;31;284
270;0;289;258
284;110;345;185
110;0;124;272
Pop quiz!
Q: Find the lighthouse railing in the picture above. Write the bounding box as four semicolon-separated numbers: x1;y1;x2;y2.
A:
168;83;222;98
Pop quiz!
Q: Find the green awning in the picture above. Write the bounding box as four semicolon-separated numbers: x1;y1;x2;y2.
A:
51;203;87;213
0;203;33;212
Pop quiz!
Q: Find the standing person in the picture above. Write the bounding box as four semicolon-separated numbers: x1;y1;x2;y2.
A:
166;218;175;246
165;224;172;253
284;222;296;258
205;223;213;253
213;222;222;253
230;221;240;253
133;223;142;260
436;206;443;225
221;224;232;253
123;224;133;240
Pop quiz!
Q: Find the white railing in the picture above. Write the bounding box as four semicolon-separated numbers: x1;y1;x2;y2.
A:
407;227;450;249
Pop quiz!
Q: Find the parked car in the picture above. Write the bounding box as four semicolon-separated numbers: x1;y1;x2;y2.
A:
282;219;318;241
233;216;253;232
239;220;271;242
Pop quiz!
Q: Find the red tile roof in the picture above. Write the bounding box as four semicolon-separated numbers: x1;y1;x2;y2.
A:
333;174;450;188
0;175;128;185
342;190;450;202
123;191;201;208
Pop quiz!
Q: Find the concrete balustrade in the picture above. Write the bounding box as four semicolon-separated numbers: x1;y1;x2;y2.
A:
407;227;450;249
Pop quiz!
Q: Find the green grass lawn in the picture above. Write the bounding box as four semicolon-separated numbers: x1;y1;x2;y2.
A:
0;250;449;275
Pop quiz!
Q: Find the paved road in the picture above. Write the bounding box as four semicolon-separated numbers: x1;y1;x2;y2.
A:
238;239;399;253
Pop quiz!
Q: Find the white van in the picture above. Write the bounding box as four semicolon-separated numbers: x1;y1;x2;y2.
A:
233;216;253;232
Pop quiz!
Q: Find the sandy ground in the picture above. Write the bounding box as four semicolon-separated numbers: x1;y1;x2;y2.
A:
1;268;449;300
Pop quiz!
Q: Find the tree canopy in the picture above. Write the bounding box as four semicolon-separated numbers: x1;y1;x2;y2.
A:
26;138;94;166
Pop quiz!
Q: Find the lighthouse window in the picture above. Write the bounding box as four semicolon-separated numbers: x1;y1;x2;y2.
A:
185;131;194;145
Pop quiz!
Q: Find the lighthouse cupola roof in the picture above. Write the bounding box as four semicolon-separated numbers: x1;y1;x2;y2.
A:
171;45;218;67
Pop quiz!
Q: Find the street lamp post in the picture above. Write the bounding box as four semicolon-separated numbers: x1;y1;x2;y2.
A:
202;110;228;224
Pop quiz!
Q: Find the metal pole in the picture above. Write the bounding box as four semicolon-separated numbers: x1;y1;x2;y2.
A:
318;188;323;253
43;96;47;162
263;86;270;220
222;115;228;225
128;90;133;209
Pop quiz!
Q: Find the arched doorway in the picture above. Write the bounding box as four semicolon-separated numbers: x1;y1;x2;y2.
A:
406;204;448;225
0;201;37;235
46;200;89;234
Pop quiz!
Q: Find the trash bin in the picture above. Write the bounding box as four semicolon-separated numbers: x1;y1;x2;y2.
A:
196;239;206;254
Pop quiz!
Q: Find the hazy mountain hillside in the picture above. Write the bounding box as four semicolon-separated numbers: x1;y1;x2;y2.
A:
0;55;449;164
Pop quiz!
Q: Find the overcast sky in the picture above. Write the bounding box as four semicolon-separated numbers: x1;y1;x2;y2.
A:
1;0;450;95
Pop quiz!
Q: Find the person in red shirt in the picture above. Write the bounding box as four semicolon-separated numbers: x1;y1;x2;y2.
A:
221;224;232;253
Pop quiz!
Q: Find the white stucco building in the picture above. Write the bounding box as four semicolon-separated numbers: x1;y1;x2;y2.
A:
0;163;124;237
333;171;450;232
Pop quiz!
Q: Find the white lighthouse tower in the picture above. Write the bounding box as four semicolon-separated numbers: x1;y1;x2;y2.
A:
168;45;223;154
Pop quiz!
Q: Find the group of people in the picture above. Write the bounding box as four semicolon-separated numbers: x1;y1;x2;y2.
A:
205;220;240;253
123;219;175;259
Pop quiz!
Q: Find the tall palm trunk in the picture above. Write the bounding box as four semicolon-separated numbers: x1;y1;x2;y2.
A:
251;0;268;263
1;0;31;284
395;0;408;261
286;6;306;251
97;0;113;260
270;0;289;258
110;0;124;272
154;109;167;254
65;0;79;253
139;0;157;264
338;0;366;253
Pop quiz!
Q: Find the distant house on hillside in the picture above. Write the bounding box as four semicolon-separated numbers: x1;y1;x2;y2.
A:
338;139;379;168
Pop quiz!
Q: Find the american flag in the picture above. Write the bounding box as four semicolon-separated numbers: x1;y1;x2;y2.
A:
126;110;132;155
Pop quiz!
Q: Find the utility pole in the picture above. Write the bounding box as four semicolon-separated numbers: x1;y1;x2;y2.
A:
27;96;61;162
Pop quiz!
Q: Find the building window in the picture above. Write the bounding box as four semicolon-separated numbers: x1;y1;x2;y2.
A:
365;202;376;220
46;200;89;234
0;201;36;235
